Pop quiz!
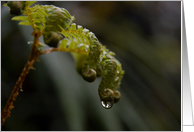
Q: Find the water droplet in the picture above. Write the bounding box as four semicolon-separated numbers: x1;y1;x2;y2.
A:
85;45;89;52
115;77;119;82
27;41;33;45
101;101;113;109
77;43;85;50
77;43;84;47
83;28;89;35
77;25;83;32
89;32;95;39
115;77;118;81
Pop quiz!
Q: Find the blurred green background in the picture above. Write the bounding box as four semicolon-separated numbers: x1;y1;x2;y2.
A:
1;1;181;131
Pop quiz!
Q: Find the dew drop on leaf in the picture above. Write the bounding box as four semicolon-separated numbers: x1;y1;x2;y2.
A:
101;100;113;109
85;45;89;52
77;43;85;50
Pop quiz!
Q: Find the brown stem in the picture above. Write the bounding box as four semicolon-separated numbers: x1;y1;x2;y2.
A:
1;32;74;128
1;32;41;128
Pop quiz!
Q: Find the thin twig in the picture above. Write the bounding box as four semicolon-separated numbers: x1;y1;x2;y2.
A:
1;32;41;128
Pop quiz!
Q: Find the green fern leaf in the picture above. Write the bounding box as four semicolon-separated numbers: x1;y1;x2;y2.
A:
11;16;28;21
19;21;31;26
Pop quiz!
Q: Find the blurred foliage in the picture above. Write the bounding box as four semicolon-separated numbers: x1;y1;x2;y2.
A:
1;1;181;131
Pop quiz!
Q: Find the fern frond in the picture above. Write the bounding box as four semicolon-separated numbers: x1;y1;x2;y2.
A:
10;3;46;31
24;5;48;30
5;1;125;109
59;23;98;53
58;22;125;96
42;5;75;47
44;5;74;32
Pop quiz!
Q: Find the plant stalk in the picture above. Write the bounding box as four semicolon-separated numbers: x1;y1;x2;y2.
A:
1;32;41;128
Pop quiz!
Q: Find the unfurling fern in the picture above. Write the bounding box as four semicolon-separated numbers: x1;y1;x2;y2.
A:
3;1;124;109
43;5;74;47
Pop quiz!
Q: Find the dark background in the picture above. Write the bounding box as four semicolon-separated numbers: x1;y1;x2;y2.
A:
1;1;181;131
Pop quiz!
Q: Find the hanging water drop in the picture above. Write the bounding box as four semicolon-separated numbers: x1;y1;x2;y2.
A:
101;100;113;109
